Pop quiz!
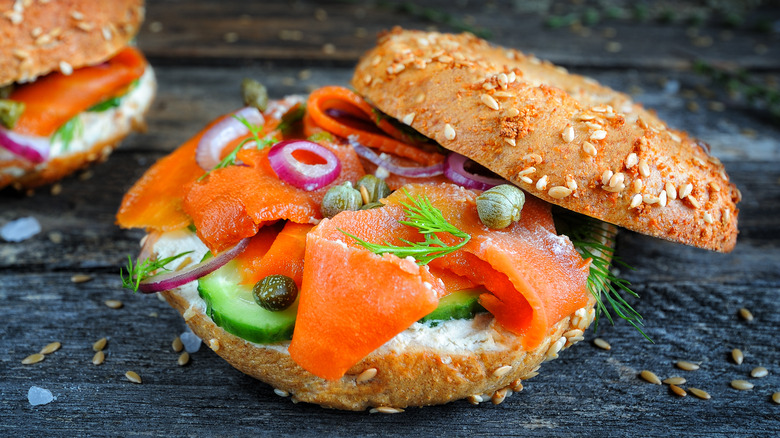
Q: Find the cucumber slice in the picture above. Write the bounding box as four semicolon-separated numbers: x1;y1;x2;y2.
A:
419;288;487;325
198;257;297;344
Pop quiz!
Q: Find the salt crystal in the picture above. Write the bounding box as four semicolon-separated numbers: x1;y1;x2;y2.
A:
27;386;55;406
1;217;41;242
180;330;202;353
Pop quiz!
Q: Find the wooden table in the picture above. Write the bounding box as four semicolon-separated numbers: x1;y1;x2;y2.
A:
3;1;779;435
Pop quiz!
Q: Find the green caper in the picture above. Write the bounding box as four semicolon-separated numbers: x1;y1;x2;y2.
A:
0;99;25;129
253;275;298;311
241;78;268;111
321;181;363;218
476;184;525;229
355;174;391;204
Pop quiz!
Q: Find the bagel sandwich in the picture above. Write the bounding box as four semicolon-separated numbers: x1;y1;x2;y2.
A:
117;28;739;411
0;0;154;191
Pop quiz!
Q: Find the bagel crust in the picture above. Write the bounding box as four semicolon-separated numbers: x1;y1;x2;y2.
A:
0;0;145;86
352;28;739;252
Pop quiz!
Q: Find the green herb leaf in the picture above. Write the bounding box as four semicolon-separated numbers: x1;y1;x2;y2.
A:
341;189;470;265
120;251;193;293
88;97;122;112
198;114;273;181
52;116;83;151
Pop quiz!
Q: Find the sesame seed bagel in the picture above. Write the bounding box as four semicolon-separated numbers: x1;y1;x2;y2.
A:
0;0;145;86
352;28;739;252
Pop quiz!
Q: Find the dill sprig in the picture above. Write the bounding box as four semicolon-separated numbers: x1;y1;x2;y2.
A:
341;189;471;265
560;213;651;341
52;116;83;151
199;115;273;181
120;251;192;293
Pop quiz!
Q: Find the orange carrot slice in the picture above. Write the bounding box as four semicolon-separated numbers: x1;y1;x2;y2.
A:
306;86;443;165
11;47;147;137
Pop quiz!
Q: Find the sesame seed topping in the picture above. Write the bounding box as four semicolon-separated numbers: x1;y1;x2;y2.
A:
638;159;650;178
274;388;289;397
506;107;520;117
362;74;372;85
668;131;682;142
493;91;513;98
415;93;425;104
443;124;456;140
703;211;714;224
480;94;500;110
562;126;575;142
493;365;513;377
630;194;643;208
177;352;190;366
625;153;639;168
357;367;378;383
731;348;744;365
582;141;597;156
524;153;543;164
504;138;516;146
535;175;549;191
93;337;107;352
709;181;721;192
507;71;517;83
497;73;508;89
643;194;660;205
723;208;731;225
585;121;603;130
548;186;573;199
774;392;780;404
71;11;84;20
590;130;607;141
679;183;693;199
104;300;123;309
608;172;625;188
565;175;578;191
92;350;105;365
665;181;677;200
578;114;596;121
601;170;614;186
402;113;415;125
70;274;91;283
686;195;701;209
370;407;404;414
659;190;668;207
102;26;113;41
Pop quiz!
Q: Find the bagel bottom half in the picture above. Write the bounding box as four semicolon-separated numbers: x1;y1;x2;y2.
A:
154;222;610;411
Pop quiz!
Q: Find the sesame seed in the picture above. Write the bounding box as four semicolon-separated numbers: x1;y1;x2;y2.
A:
665;181;677;200
731;380;754;390
402;113;415;125
731;348;744;365
40;342;61;355
751;367;768;378
601;170;614;186
524;153;543;164
630;194;643;208
125;371;142;384
93;337;107;352
480;94;500;110
590;130;607;141
493;365;513;378
370;407;404;414
519;175;533;184
92;350;105;365
679;183;693;199
632;178;643;193
545;336;566;361
77;22;94;32
183;307;196;321
579;114;596;121
562;126;575;142
443;124;456;140
504;138;516;146
437;55;453;63
467;395;483;405
70;274;92;283
22;353;45;364
668;132;682;143
172;336;183;353
659;190;668;207
739;307;754;321
689;387;711;400
497;73;508;89
773;392;780;404
609;172;625;188
491;388;508;405
670;385;687;397
59;61;73;76
506;108;520;117
356;367;378;383
563;329;584;338
177;352;190;366
535;175;549;191
723;208;731;225
507;71;517;83
102;26;113;41
493;91;513;98
511;379;524;392
626;153;638;168
686;195;701;209
362;74;372;85
676;361;700;371
565;175;578;191
548;186;573;199
640;370;662;385
71;11;84;20
371;55;381;66
703;212;714;224
274;388;289;397
104;300;123;309
524;371;540;379
638;160;650;178
209;338;220;351
663;377;686;385
585;121;603;130
593;338;611;350
582;141;597;156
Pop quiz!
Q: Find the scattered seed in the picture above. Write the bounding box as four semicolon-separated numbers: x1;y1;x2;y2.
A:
662;377;686;386
630;194;643;208
39;342;61;355
274;388;289;397
177;352;190;366
669;384;687;397
640;370;662;385
467;394;483;405
480;94;500;110
172;336;183;353
739;308;754;321
104;300;123;309
731;380;754;390
125;371;142;384
590;130;607;141
731;348;744;365
593;338;611;350
562;125;575;143
676;361;700;371
751;367;768;378
548;186;573;199
22;353;45;365
92;350;105;365
356;367;378;383
493;365;513;378
93;337;107;352
491;388;508;405
582;141;598;156
70;274;92;284
209;338;220;352
689;387;711;400
401;113;415;125
772;392;780;404
370;406;404;414
443;124;456;141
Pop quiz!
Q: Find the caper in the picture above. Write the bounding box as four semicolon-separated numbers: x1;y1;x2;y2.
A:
476;184;525;229
355;174;391;204
321;182;363;218
0;99;25;129
241;78;268;111
253;275;298;311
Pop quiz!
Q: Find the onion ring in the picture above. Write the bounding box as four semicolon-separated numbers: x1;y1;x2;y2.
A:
267;139;341;191
195;107;264;170
0;128;49;163
443;153;506;190
349;137;444;178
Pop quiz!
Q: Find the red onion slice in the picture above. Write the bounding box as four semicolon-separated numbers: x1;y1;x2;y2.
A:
0;128;49;163
267;140;341;191
349;137;444;178
195;107;264;170
138;237;250;293
444;153;506;190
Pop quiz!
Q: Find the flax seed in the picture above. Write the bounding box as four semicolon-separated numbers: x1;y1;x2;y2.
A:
40;342;61;355
92;350;105;365
640;370;662;385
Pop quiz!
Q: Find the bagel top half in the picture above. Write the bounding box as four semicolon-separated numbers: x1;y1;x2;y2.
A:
352;28;739;252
